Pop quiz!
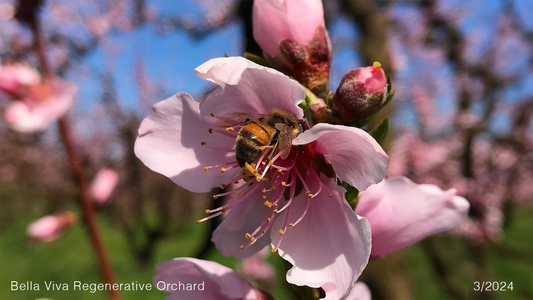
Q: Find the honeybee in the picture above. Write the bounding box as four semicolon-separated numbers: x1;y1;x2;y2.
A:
235;110;307;168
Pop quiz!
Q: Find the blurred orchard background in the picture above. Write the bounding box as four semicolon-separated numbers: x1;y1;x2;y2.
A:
0;0;532;299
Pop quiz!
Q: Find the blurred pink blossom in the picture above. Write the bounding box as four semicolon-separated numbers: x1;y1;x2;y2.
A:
90;168;119;204
0;63;40;97
27;212;77;242
356;176;470;257
4;78;76;132
238;247;275;283
345;282;372;300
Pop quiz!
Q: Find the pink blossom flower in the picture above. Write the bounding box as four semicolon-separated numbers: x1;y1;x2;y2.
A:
135;56;389;299
90;168;119;203
253;0;325;58
27;212;77;242
355;176;470;257
345;282;372;300
154;257;270;300
0;63;40;97
3;78;76;132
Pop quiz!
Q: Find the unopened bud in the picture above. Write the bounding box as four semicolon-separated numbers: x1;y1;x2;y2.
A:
26;212;77;242
330;63;387;124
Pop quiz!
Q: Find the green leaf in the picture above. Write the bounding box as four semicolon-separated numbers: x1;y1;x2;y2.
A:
244;52;272;67
337;179;360;210
369;118;390;146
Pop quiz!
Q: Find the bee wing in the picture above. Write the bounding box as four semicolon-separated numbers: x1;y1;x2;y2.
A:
275;123;293;160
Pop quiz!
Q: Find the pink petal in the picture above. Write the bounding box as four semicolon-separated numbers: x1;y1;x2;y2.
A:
293;123;388;191
356;176;470;257
345;282;372;300
252;0;303;57
357;66;387;94
27;212;76;242
154;257;257;300
90;168;119;203
194;57;304;120
134;93;240;193
0;63;40;95
212;182;274;259
270;176;371;300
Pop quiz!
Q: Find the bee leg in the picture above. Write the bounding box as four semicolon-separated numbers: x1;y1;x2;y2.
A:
268;142;279;161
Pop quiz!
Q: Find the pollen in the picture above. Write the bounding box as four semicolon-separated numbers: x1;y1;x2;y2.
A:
250;237;256;242
204;167;209;171
213;195;218;199
208;128;213;134
201;141;206;146
279;230;284;235
220;167;226;173
205;209;211;214
240;245;245;249
226;127;234;132
245;233;251;239
373;61;381;70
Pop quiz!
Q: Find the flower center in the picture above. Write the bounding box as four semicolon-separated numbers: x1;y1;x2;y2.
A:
197;112;333;253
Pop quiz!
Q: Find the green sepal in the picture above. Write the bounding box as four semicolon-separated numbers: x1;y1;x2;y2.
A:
337;179;360;210
369;118;390;147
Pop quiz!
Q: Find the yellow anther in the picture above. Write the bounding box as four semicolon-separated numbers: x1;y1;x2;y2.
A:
240;245;245;249
260;146;266;150
221;184;227;188
264;200;271;206
261;230;265;234
213;195;219;199
279;230;284;235
204;167;209;171
243;175;250;181
274;204;278;208
234;180;240;184
262;195;267;199
272;186;277;191
281;181;286;186
289;223;294;228
243;191;247;196
210;113;215;117
226;127;234;132
271;248;276;253
308;194;313;198
273;209;278;213
262;188;267;193
373;61;381;69
201;141;206;146
205;209;211;214
250;163;256;168
250;237;255;242
269;161;273;165
256;177;261;182
196;220;202;224
262;162;266;165
221;208;226;212
245;233;251;239
328;194;333;198
278;169;282;172
267;217;271;222
220;167;226;173
208;128;213;134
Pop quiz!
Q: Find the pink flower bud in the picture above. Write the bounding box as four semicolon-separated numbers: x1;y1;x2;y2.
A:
90;168;119;204
27;212;77;242
331;62;387;124
253;0;331;97
253;0;325;58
